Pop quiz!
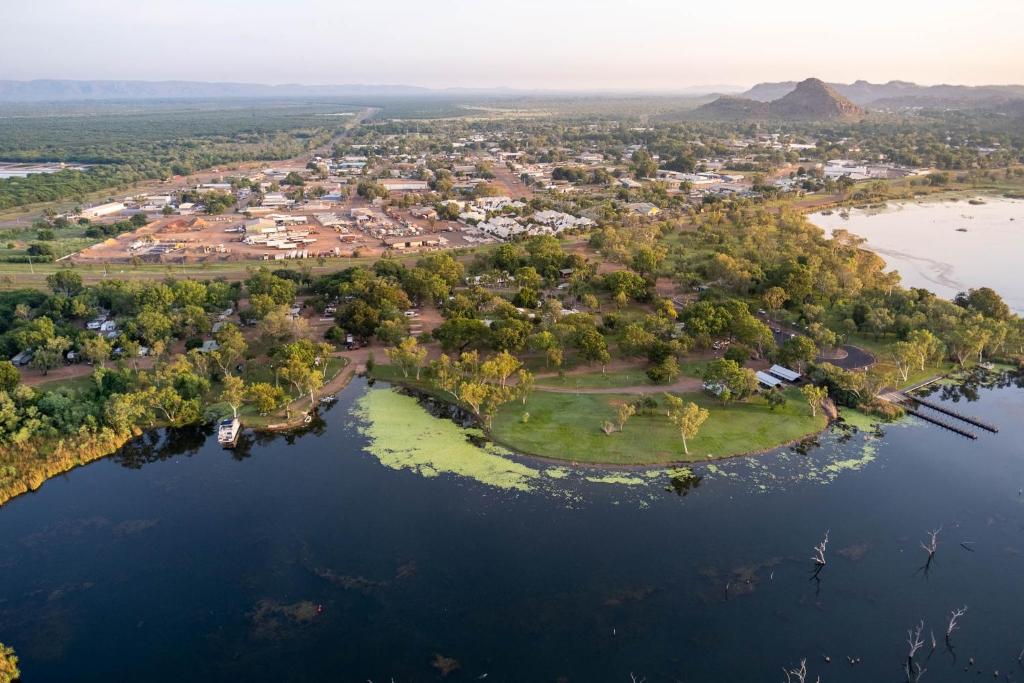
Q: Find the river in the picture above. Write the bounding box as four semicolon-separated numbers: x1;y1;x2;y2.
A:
810;196;1024;314
2;373;1023;681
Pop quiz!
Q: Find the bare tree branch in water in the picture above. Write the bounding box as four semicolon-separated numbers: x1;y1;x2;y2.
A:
782;658;820;683
812;531;830;567
629;674;646;683
905;621;927;682
920;527;941;566
946;606;967;643
810;530;829;580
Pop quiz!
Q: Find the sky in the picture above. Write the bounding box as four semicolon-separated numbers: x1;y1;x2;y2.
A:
2;0;1022;90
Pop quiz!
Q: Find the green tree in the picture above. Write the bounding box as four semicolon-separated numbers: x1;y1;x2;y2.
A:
703;358;758;404
663;394;709;456
575;327;611;370
81;334;112;368
0;361;20;393
248;382;287;415
386;336;428;379
631;149;658;179
762;286;788;313
219;374;247;418
888;341;920;383
801;384;828;418
616;402;636;432
46;269;84;297
765;388;786;411
211;323;248;376
646;356;680;384
777;336;818;372
30;336;71;375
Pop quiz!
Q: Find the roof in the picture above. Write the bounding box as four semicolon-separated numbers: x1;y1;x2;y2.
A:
769;364;801;382
755;371;783;388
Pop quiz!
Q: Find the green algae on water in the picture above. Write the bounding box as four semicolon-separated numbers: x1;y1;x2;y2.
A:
545;467;571;479
353;388;541;491
584;473;647;486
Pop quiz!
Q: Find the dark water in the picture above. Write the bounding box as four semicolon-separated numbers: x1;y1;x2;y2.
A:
2;374;1024;682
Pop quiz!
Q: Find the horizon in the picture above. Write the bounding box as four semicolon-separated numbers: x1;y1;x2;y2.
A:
2;0;1022;90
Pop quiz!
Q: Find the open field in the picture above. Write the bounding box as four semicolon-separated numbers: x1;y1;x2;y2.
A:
492;387;826;465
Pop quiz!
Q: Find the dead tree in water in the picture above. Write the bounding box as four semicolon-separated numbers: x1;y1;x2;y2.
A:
916;527;942;577
810;530;829;579
946;606;967;645
782;658;820;683
921;527;941;566
904;621;927;682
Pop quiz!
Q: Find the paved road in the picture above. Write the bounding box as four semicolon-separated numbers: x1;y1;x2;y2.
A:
767;319;875;371
823;344;875;370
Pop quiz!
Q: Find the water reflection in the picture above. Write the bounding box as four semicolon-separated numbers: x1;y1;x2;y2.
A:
3;376;1024;682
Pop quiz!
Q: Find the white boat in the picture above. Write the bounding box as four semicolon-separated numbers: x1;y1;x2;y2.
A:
217;417;241;447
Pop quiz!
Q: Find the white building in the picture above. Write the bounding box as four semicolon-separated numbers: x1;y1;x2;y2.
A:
81;202;126;218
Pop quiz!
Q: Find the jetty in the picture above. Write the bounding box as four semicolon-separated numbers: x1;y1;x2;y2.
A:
906;395;998;433
879;388;998;440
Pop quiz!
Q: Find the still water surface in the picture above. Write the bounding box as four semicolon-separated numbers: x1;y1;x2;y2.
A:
2;375;1024;681
811;197;1024;313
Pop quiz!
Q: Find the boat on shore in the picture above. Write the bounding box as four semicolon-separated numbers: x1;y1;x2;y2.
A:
217;417;241;447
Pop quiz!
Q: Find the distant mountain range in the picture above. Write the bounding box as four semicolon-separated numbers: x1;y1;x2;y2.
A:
0;79;741;103
741;79;1024;108
0;80;447;102
695;78;865;121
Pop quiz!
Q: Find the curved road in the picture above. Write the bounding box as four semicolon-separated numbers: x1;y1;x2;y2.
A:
820;344;875;370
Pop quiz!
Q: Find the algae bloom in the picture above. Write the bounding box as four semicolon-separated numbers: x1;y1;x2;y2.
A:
353;388;541;491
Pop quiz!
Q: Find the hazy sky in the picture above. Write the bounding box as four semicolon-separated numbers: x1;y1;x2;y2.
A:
3;0;1022;89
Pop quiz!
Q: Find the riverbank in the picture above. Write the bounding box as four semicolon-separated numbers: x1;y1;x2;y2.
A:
0;425;140;507
0;354;359;508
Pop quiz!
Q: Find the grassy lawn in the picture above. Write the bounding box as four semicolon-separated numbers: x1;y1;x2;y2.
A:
30;374;96;393
536;368;653;389
491;387;826;465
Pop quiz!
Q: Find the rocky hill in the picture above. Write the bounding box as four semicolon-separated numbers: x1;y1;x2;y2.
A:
769;78;865;119
740;79;1024;108
695;78;865;121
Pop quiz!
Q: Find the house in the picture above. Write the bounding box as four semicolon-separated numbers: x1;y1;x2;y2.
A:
474;196;515;212
244;218;278;234
199;340;220;353
768;364;802;383
458;210;487;224
477;216;523;240
382;235;446;251
410;206;438;220
99;320;117;333
261;193;292;208
530;210;595;233
755;371;783;389
625;202;660;217
381;179;430;192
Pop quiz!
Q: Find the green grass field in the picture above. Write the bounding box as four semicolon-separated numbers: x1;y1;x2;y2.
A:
491;387;826;465
535;368;654;389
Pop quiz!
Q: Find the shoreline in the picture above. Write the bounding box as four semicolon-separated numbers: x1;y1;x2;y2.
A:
380;378;836;469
